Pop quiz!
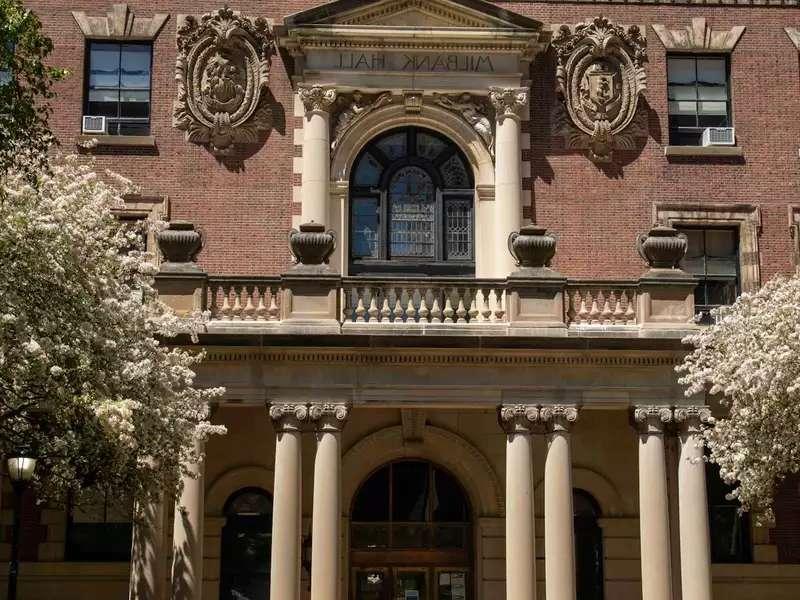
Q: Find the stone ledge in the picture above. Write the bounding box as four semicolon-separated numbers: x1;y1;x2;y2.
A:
664;145;744;158
77;134;156;149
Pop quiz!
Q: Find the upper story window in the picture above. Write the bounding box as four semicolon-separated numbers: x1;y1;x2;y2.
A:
349;127;475;276
85;41;152;135
668;55;731;146
678;227;739;318
65;490;132;561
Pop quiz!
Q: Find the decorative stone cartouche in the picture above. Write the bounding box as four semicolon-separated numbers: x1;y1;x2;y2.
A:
157;221;202;267
289;222;336;267
637;224;688;269
508;226;557;268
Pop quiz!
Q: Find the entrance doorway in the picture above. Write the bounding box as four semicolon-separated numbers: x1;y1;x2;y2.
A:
350;460;472;600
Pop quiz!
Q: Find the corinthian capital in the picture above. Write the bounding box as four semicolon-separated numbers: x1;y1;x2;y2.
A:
309;402;350;432
673;406;713;434
632;405;674;434
298;85;338;114
488;87;528;121
499;404;540;433
540;405;579;433
269;403;309;432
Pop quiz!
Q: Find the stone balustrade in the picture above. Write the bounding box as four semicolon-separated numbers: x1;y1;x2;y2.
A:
206;277;281;322
565;283;638;326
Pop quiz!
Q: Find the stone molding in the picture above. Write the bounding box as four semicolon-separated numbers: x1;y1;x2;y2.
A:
298;85;338;115
632;405;674;434
331;91;393;150
499;404;541;433
786;28;800;50
540;404;579;432
268;402;309;432
173;8;275;156
309;402;350;432
205;465;274;516
673;405;713;434
488;87;528;123
401;409;427;443
434;92;495;155
552;17;648;163
72;3;168;40
653;19;745;53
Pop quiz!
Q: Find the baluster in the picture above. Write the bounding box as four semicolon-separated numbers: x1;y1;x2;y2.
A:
468;288;479;323
267;287;279;321
587;291;600;324
243;286;256;321
368;293;379;322
443;295;455;323
624;291;636;324
219;286;232;320
418;291;430;323
230;285;243;320
405;289;418;323
456;288;467;323
355;289;366;323
430;297;442;323
612;291;624;325
566;290;577;324
493;289;506;322
343;288;355;323
255;286;268;321
601;292;612;325
380;298;391;322
577;293;589;325
393;297;404;323
480;289;492;322
209;284;219;320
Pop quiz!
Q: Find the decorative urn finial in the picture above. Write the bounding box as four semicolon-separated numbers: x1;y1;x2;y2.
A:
637;224;688;269
508;225;557;269
157;221;202;270
288;222;336;270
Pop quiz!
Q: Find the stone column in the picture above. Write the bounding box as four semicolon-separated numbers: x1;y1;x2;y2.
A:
674;407;713;600
170;438;206;600
541;406;579;600
309;403;350;600
129;494;166;600
489;87;528;277
499;404;540;600
298;85;338;226
269;404;309;600
633;406;674;600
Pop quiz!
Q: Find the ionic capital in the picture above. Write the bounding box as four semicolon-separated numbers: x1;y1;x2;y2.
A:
298;85;338;115
673;406;713;434
309;402;350;432
269;403;309;432
632;405;673;435
488;86;528;122
540;405;579;433
499;404;540;434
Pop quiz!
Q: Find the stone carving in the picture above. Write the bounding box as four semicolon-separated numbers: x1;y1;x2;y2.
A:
786;28;800;51
632;406;674;434
488;87;528;121
653;19;745;52
552;17;647;163
72;4;168;40
331;91;393;150
269;403;309;432
298;85;338;113
637;224;688;269
157;221;202;272
673;406;714;433
540;405;579;432
173;7;274;156
288;222;336;267
434;93;494;154
508;226;557;269
499;404;541;433
309;403;350;431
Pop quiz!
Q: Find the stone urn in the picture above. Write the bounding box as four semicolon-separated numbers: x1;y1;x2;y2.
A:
289;222;336;266
508;225;557;268
157;221;202;264
637;224;688;269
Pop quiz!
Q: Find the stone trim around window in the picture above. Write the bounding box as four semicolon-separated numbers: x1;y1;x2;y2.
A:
72;4;168;41
788;205;800;270
654;203;761;292
114;194;168;262
786;28;800;50
652;18;745;53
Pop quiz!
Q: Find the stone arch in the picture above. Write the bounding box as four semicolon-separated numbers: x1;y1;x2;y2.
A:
534;467;625;517
205;465;274;516
343;425;503;518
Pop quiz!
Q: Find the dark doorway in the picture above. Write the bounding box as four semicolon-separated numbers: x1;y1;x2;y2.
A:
574;489;604;600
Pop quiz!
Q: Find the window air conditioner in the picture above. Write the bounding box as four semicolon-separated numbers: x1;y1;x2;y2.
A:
82;115;107;134
702;127;735;147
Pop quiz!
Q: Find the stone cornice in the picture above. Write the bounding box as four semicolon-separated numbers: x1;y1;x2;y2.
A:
72;3;168;40
497;0;797;5
653;19;745;53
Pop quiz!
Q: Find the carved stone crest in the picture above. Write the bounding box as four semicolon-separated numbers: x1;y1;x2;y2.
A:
173;7;275;156
331;91;393;151
434;93;494;155
552;17;647;163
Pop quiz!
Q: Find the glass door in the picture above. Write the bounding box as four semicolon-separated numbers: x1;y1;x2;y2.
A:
354;568;390;600
394;569;428;600
435;570;468;600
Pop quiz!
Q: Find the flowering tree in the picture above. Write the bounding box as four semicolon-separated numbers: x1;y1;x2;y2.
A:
678;274;800;521
0;156;225;505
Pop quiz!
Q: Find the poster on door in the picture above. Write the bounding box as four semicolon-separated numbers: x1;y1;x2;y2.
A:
438;572;466;600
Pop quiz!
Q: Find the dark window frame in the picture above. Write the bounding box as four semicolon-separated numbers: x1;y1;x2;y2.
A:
667;54;733;146
64;491;133;562
707;462;753;563
83;39;153;136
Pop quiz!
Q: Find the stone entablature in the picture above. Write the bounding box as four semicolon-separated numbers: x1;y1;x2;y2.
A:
72;3;168;40
653;18;746;52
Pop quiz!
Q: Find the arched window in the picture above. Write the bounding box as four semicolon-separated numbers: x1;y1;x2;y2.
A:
349;127;475;276
350;460;472;600
219;488;273;600
574;489;604;600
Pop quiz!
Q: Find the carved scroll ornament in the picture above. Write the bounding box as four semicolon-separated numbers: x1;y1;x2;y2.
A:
552;17;647;163
173;7;275;156
434;93;494;155
331;91;393;150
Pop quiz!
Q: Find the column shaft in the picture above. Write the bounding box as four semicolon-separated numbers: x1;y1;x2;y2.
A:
171;439;205;600
299;86;337;226
634;407;674;600
269;404;308;600
129;494;166;600
676;408;713;600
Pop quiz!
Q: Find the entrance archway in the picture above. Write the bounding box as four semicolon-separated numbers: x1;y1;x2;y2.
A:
574;489;604;600
350;460;473;600
219;487;273;600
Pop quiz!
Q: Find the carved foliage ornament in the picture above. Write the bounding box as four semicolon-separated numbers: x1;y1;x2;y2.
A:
434;92;494;155
331;90;393;151
174;8;275;156
552;17;647;163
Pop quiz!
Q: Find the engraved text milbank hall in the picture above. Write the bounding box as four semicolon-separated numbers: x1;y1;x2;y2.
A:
14;0;800;599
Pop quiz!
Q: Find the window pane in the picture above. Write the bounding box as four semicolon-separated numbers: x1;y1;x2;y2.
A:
120;44;151;89
375;131;407;161
669;129;702;146
705;229;737;257
445;198;472;260
432;468;468;521
89;42;120;88
120;89;150;118
440;154;470;188
667;57;696;84
389;166;435;258
392;461;429;521
438;571;468;600
417;132;447;161
668;85;697;101
117;121;150;135
698;101;728;116
705;280;738;305
351;197;380;259
697;58;727;85
353;152;383;187
669;100;698;116
352;465;390;521
697;85;727;101
88;88;119;117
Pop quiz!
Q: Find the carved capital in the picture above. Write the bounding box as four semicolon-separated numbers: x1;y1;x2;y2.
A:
299;85;338;115
673;406;713;434
632;405;673;434
540;405;579;433
488;87;528;122
499;404;540;434
309;402;350;432
269;403;309;432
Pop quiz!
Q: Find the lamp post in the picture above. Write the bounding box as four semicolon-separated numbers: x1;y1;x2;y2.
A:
6;456;36;600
